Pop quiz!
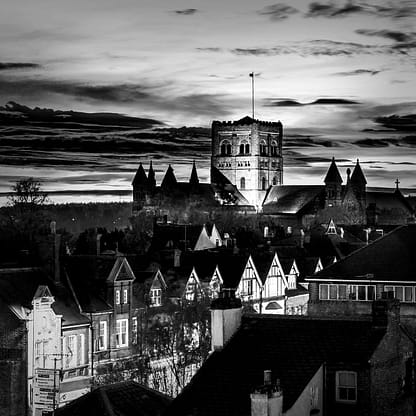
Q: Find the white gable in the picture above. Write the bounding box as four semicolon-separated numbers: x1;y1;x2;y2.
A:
194;225;217;251
325;219;337;235
209;224;223;247
150;269;167;291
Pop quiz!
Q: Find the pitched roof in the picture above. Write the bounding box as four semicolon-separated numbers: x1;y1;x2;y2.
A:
262;185;323;214
132;163;148;186
166;314;385;416
55;381;172;416
324;157;343;184
350;159;367;185
309;224;416;282
161;165;177;188
189;161;199;186
148;161;156;189
0;267;89;325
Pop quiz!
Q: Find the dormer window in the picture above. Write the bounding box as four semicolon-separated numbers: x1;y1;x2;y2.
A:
150;288;162;307
336;371;357;403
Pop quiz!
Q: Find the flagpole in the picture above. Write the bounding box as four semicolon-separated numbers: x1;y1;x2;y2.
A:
250;72;255;119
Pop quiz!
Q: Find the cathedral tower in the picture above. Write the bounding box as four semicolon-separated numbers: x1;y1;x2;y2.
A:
211;116;283;207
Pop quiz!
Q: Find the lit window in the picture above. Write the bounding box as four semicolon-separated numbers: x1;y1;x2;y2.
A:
132;317;138;344
116;319;128;348
123;288;128;304
98;321;107;351
336;371;357;403
78;334;85;366
65;335;77;369
115;290;120;305
150;288;162;306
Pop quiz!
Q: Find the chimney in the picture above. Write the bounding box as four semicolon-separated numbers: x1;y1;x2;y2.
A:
372;298;400;330
210;289;242;351
251;370;283;416
96;233;102;256
174;249;181;268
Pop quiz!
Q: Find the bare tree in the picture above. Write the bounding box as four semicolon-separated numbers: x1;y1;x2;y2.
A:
8;177;48;211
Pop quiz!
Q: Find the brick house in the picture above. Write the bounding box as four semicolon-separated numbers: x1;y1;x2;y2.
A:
165;293;415;416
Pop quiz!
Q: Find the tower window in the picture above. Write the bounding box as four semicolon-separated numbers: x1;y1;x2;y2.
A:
261;177;267;190
240;177;245;190
271;141;278;157
260;140;268;156
239;141;250;155
220;140;231;156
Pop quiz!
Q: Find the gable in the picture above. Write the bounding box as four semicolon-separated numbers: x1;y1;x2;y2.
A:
150;270;167;291
107;257;136;283
194;225;217;251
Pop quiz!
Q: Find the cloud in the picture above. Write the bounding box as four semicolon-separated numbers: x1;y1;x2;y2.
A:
333;69;381;76
0;76;232;119
306;1;416;19
230;40;391;57
306;1;363;17
265;97;360;106
197;47;223;53
355;29;415;42
174;8;198;15
0;62;41;71
257;3;299;20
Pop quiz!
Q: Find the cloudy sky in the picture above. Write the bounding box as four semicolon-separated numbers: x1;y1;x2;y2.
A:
0;0;415;202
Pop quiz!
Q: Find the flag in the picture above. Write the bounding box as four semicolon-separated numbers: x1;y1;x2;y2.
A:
249;72;254;77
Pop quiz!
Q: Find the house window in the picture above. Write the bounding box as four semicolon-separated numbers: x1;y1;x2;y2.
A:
244;279;253;296
98;321;107;351
150;288;162;306
132;317;138;344
272;177;277;185
65;335;77;369
116;319;128;348
123;288;128;304
240;177;245;190
385;286;415;303
319;284;375;301
78;334;85;366
115;289;120;305
185;279;199;301
336;371;357;403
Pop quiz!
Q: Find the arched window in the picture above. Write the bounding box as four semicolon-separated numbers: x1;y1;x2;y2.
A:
240;177;245;190
239;141;250;155
271;140;278;157
260;140;268;156
245;143;250;154
220;140;231;156
272;177;277;185
239;143;245;155
261;177;267;190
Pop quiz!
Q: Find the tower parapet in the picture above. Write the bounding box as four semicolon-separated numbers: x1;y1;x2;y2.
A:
211;116;283;208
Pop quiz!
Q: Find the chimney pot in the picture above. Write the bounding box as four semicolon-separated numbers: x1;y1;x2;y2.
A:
264;370;272;386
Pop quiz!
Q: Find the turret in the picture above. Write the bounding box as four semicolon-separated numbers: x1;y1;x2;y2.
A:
147;160;156;194
161;164;177;190
324;157;343;207
189;160;199;188
132;163;148;213
350;159;366;205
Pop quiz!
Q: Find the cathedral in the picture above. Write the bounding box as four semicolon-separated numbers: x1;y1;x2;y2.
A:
132;116;414;227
